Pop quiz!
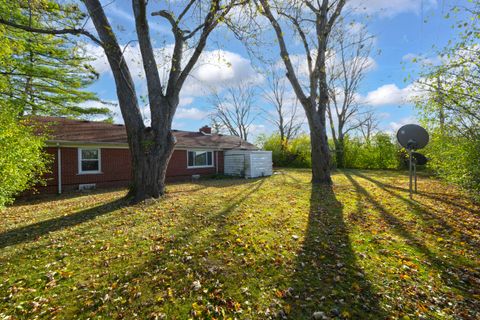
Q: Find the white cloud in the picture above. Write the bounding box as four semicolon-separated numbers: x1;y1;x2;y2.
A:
247;124;271;143
402;52;442;66
361;83;418;106
388;116;419;133
82;43;262;126
186;49;263;95
84;43;261;98
83;43;111;75
175;107;209;120
348;0;437;18
179;96;194;108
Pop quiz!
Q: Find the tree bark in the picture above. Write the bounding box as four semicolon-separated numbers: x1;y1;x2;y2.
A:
129;124;176;202
306;106;332;184
334;136;345;169
309;118;332;184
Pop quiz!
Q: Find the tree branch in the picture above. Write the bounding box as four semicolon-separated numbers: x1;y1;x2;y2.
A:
133;0;165;128
0;17;103;47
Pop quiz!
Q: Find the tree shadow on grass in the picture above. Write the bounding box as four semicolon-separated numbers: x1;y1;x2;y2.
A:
351;171;480;256
354;174;479;215
344;171;480;315
70;178;268;317
194;176;269;188
13;187;127;207
0;197;127;249
285;183;386;319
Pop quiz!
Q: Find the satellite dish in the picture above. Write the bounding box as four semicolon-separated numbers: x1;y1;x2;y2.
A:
396;124;429;150
412;152;428;165
397;124;429;198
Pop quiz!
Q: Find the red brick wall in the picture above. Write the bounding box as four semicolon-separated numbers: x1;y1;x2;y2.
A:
41;147;224;193
166;150;224;179
41;147;132;192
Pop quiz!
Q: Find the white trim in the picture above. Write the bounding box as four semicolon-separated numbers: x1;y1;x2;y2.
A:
177;147;223;151
57;145;62;194
187;165;215;169
78;148;102;174
186;150;214;169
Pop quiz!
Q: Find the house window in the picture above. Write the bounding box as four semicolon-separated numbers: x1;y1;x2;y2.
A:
78;148;101;174
187;150;213;168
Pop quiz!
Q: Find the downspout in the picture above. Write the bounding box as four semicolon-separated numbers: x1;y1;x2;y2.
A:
57;143;62;194
216;151;219;174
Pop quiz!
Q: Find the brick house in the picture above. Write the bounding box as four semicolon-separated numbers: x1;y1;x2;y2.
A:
34;117;258;194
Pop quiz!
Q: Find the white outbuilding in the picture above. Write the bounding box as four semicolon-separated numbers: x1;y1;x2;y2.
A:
224;150;273;178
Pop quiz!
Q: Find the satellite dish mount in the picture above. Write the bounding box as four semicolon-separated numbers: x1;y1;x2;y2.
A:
396;124;429;198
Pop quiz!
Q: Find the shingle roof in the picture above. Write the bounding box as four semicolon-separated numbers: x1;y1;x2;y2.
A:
30;116;258;150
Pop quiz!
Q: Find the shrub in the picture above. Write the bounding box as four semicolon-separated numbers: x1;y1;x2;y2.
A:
342;133;401;169
423;131;480;201
0;107;49;206
257;133;311;168
258;132;401;170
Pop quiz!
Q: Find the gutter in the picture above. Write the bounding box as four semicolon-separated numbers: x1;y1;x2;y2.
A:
46;140;226;151
46;140;129;149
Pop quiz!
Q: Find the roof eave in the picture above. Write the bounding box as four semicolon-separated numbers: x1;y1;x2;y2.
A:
46;140;255;150
46;140;129;148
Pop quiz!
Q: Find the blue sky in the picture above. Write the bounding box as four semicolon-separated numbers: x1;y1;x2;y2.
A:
81;0;468;142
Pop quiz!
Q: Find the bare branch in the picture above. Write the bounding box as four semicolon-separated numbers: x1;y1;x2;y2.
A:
210;82;258;141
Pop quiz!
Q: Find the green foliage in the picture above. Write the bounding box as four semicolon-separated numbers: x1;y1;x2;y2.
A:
256;133;311;167
414;1;480;199
259;133;401;170
0;106;49;207
422;131;480;201
0;0;109;205
342;133;401;170
0;0;110;118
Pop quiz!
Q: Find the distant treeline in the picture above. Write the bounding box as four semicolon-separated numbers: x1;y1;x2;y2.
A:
256;133;406;170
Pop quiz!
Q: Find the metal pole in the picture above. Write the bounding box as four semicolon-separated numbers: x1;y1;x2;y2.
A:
414;163;417;193
409;149;413;198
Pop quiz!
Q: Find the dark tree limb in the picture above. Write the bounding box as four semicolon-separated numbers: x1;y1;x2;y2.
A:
132;0;165;128
0;17;103;46
152;10;184;98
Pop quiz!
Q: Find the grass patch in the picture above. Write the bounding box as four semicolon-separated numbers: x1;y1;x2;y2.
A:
1;169;479;319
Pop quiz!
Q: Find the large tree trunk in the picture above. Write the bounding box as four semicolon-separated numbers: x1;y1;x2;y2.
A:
128;93;179;202
310;127;332;184
307;108;332;184
129;127;175;202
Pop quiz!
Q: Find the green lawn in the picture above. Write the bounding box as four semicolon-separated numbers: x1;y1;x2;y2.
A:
1;169;479;319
